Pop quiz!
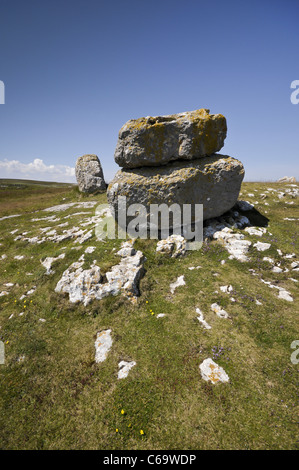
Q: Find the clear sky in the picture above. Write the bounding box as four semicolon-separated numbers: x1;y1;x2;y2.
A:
0;0;298;183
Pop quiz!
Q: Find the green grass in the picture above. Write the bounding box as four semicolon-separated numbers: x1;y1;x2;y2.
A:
0;179;298;449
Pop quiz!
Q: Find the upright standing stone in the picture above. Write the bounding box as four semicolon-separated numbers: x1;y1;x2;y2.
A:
75;154;106;193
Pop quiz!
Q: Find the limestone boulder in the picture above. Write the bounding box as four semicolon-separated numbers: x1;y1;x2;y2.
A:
75;154;106;193
107;154;244;227
277;176;296;183
114;109;227;168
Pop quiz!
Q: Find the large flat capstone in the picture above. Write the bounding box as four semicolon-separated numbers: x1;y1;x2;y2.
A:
114;109;227;169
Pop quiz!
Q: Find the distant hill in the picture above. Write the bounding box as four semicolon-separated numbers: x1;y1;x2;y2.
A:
0;178;75;188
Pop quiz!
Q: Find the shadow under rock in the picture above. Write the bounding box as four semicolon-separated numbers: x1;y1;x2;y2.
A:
236;207;270;228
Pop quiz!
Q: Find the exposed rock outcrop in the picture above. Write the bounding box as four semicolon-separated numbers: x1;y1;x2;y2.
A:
55;241;146;305
277;176;296;183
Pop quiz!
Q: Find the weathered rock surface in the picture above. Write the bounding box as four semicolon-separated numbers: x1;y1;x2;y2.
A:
95;330;113;363
260;279;293;302
199;358;229;384
196;308;211;330
114;109;227;169
211;303;230;319
170;275;186;294
41;253;65;275
277;176;296;183
156;235;186;258
55;241;146;305
75;154;106;193
212;227;252;262
118;360;136;379
107;154;244;226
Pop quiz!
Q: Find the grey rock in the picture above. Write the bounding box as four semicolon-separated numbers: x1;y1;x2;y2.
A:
55;242;146;306
156;235;186;258
107;154;244;227
114;109;227;168
75;154;106;193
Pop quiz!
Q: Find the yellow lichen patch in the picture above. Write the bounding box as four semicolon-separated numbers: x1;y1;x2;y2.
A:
208;363;220;384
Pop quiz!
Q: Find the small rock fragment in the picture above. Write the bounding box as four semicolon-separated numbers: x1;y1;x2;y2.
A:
170;275;186;294
95;330;113;363
199;358;229;384
196;308;211;330
254;241;271;252
211;303;229;319
117;360;136;379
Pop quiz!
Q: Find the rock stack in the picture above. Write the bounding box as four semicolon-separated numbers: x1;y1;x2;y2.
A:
76;154;106;193
107;109;244;229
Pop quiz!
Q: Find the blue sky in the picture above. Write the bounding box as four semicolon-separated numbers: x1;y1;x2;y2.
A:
0;0;298;182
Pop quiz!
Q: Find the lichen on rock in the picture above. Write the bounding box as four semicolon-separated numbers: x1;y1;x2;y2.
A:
75;154;106;193
114;109;227;169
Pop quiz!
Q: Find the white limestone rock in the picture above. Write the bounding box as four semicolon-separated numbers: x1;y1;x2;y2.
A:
272;266;283;273
170;275;186;294
245;227;267;237
95;330;113;363
196;308;212;330
55;243;146;305
211;303;230;319
156;235;186;258
41;253;65;275
0;291;9;297
117;360;136;379
199;358;229;384
220;285;233;294
213;228;251;262
254;241;271;252
277;176;296;183
261;279;293;302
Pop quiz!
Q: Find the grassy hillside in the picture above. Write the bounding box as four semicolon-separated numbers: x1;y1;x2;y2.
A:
0;180;298;450
0;179;75;216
